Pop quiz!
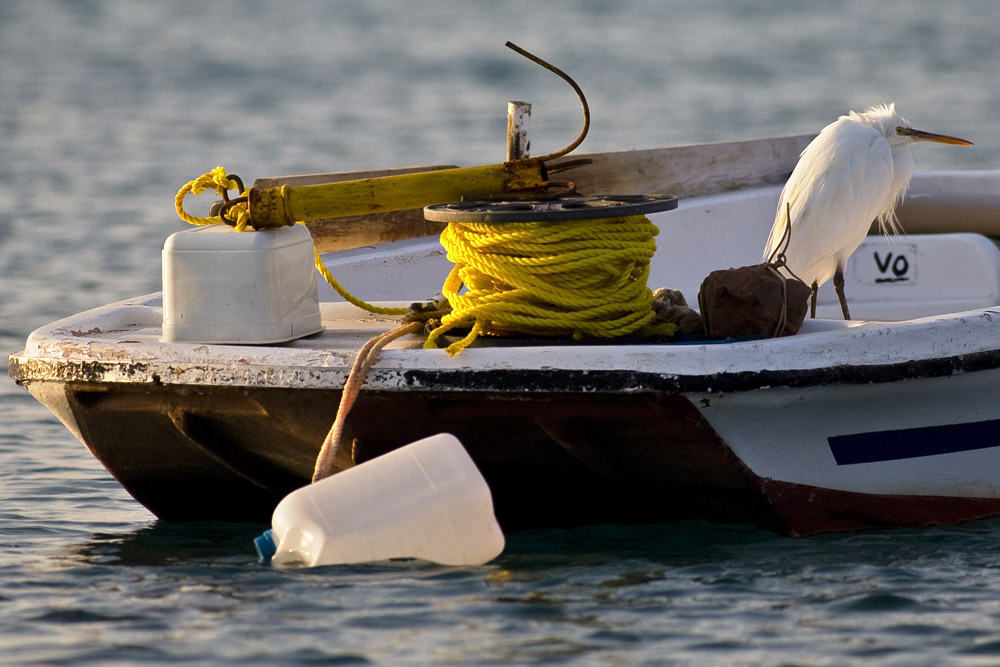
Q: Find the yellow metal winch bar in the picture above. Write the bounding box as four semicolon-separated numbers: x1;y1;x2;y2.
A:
246;158;551;230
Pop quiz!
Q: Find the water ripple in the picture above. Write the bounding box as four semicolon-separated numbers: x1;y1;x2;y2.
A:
6;1;1000;664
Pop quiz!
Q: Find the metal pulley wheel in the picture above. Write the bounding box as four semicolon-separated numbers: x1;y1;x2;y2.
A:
423;194;678;223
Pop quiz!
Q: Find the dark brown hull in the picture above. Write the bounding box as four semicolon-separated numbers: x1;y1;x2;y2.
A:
54;379;1000;535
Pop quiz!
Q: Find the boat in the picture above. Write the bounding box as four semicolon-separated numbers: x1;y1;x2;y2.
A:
10;131;1000;535
11;43;1000;535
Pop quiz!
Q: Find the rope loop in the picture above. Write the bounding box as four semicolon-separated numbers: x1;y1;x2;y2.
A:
174;166;252;231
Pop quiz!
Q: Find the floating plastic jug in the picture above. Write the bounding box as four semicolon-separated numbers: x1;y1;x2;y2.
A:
254;433;505;567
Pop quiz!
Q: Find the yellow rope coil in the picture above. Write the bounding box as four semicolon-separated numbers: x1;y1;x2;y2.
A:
426;214;676;355
175;167;405;317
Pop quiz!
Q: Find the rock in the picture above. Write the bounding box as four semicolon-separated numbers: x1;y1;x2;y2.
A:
697;265;810;339
650;287;704;335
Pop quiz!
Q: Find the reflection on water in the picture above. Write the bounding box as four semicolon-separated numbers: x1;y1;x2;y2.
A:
73;522;265;568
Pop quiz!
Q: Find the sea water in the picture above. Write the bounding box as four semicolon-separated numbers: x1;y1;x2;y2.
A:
3;1;1000;664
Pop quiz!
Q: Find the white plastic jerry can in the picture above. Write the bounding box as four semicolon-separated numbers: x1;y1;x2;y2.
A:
254;433;505;568
161;223;323;344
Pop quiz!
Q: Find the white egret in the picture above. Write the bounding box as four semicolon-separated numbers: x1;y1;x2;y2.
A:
763;103;972;319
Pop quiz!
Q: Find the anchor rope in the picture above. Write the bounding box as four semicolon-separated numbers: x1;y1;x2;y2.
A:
311;320;423;482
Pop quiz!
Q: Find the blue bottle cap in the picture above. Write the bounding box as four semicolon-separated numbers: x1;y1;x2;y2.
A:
254;529;277;562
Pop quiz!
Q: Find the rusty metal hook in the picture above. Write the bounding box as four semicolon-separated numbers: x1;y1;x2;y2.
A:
207;174;247;225
224;174;246;198
505;41;590;164
216;196;249;226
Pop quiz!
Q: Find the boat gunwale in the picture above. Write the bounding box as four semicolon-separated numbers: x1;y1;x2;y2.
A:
11;320;1000;394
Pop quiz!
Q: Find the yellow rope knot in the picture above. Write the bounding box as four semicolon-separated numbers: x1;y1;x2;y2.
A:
425;214;676;355
174;166;252;231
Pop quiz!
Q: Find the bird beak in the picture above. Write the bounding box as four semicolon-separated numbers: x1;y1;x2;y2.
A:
902;128;974;146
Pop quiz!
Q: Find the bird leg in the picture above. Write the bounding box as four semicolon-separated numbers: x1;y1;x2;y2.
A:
810;282;818;318
834;267;851;320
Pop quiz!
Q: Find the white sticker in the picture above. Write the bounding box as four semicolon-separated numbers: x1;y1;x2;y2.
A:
852;243;917;286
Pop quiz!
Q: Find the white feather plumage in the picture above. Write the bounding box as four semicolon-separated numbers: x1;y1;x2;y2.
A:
762;104;970;318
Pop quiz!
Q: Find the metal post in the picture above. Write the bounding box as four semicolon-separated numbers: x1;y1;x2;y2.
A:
506;101;532;161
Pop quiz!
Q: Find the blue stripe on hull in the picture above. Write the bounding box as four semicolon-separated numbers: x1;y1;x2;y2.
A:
829;420;1000;465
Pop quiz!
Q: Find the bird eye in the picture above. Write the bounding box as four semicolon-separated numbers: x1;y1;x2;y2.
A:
895;127;907;135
